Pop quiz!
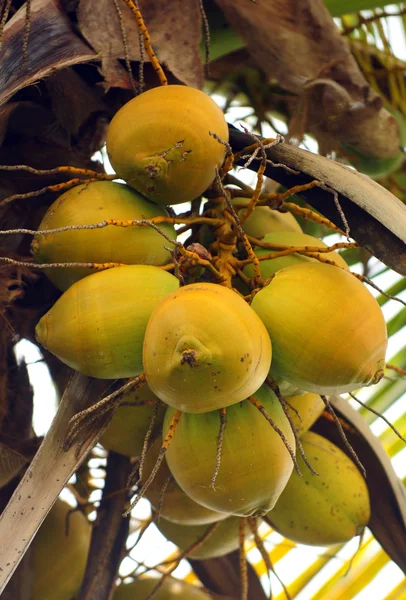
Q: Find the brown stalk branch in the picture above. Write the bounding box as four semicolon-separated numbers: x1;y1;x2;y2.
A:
77;451;132;600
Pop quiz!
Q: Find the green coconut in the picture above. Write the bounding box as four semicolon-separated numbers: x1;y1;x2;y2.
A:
244;231;348;281
143;282;272;413
113;577;212;599
100;384;166;457
31;181;176;291
197;200;302;253
142;438;228;525
266;431;370;545
251;262;388;395
106;85;229;205
341;107;406;179
31;499;90;600
155;515;246;560
164;384;295;516
35;265;179;379
233;197;302;238
342;143;405;179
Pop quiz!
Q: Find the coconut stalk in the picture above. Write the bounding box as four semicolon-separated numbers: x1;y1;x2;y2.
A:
229;126;406;275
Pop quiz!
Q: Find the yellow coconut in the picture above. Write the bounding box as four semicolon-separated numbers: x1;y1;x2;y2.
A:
251;262;387;394
31;499;91;600
35;265;179;379
106;85;229;205
266;431;370;545
31;181;176;291
113;577;211;599
100;384;166;457
143;282;272;412
284;392;325;437
244;231;348;281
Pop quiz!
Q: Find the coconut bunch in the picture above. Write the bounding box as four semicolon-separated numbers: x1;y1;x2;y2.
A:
31;84;388;566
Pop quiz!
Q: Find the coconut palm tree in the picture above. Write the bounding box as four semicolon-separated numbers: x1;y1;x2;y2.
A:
0;1;404;598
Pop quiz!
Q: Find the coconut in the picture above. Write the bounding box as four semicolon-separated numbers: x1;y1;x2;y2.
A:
271;374;305;398
100;384;166;457
142;438;228;525
232;197;302;238
155;515;245;560
31;181;176;291
284;392;325;437
244;230;348;281
198;200;302;258
164;384;295;516
113;577;211;599
35;265;179;379
251;262;387;394
341;107;406;179
31;499;90;600
106;85;229;205
143;282;272;413
266;431;371;545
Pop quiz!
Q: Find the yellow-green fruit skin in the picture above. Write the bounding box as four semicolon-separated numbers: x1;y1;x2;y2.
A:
35;265;179;379
285;392;325;437
272;374;304;398
266;431;371;545
164;385;295;516
113;577;211;599
142;438;227;525
143;283;272;412
233;198;302;237
244;231;348;281
31;181;176;291
106;85;229;205
32;499;90;600
100;384;165;457
156;516;244;560
251;262;387;394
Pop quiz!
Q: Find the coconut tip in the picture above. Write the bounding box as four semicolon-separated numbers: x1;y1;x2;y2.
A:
371;368;385;386
174;336;213;370
35;316;48;348
30;236;40;255
180;348;198;367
